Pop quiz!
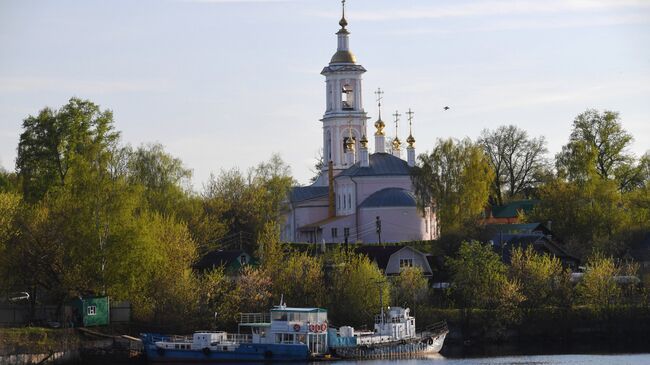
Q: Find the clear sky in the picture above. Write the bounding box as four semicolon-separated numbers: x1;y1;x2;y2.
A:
1;0;649;187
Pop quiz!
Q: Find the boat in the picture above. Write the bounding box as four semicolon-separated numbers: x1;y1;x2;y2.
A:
141;301;329;362
328;306;448;359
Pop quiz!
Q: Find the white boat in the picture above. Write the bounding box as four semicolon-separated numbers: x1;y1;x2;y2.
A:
329;306;448;359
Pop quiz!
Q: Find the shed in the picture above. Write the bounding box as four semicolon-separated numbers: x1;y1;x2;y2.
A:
73;296;110;327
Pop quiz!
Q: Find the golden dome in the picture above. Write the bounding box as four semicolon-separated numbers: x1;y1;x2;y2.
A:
374;119;385;136
330;50;356;64
392;137;402;150
407;134;415;147
360;134;368;148
345;137;355;151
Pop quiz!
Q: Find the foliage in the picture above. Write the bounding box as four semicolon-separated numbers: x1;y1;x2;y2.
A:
328;248;390;327
411;138;493;235
576;254;621;311
124;143;192;216
16;98;120;202
556;109;641;191
197;266;233;329
448;241;513;309
478;125;549;205
510;246;572;308
390;266;429;308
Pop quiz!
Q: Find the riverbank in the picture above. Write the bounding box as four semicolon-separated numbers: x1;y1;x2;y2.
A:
0;327;142;365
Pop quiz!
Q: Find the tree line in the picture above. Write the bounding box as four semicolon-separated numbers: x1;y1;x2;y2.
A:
1;98;649;331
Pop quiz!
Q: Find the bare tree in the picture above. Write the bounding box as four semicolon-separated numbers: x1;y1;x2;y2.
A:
478;125;548;206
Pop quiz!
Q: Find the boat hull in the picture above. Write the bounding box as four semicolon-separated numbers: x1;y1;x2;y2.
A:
144;342;310;363
332;332;447;359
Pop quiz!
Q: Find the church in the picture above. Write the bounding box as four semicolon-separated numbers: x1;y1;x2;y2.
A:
281;2;438;244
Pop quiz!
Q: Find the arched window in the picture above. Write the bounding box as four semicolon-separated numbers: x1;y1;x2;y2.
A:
342;84;354;110
326;131;332;161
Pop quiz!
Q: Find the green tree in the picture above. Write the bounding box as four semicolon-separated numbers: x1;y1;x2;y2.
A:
124;143;192;216
411;138;493;235
448;241;511;309
16;98;119;202
556;109;641;191
510;246;572;308
576;254;621;311
328;248;389;327
390;266;429;309
478;125;548;205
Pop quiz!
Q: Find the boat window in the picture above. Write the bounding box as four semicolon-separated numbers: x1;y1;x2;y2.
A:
272;312;287;321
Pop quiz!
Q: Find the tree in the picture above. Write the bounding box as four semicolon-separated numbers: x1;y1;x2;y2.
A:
448;241;511;309
556;109;640;191
478;125;548;205
390;266;429;309
328;248;390;327
124;143;192;216
203;154;294;252
510;246;572;308
529;177;629;257
16;98;119;202
411;138;493;235
576;254;621;311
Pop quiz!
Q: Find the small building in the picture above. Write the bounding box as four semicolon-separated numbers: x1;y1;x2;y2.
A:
194;250;256;275
72;296;110;327
356;245;433;276
481;200;540;225
490;233;579;270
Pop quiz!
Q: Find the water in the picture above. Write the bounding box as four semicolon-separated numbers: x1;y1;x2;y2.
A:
308;354;650;364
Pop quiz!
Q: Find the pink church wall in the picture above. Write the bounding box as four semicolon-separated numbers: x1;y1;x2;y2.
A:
358;207;428;243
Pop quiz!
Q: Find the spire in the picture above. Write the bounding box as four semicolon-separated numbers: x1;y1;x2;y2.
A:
392;110;402;151
374;88;385;136
406;108;415;148
330;0;356;64
339;0;348;29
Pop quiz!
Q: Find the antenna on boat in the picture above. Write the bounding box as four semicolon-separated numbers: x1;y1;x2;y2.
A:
279;294;286;309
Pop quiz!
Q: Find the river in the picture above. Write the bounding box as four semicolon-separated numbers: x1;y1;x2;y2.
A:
309;354;650;364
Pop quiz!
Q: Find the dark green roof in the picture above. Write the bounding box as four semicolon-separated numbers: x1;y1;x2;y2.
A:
491;200;539;218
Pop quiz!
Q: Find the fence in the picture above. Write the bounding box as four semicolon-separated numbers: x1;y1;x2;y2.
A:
0;301;132;327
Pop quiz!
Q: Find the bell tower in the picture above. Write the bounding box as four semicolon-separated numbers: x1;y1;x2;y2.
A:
321;0;368;174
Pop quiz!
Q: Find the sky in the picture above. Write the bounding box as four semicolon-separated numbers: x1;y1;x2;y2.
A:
1;0;649;187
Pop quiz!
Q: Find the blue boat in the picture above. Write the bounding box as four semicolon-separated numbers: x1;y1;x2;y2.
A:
142;303;329;362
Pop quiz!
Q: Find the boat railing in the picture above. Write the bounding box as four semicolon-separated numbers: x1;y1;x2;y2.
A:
421;321;448;337
239;312;271;324
226;333;253;343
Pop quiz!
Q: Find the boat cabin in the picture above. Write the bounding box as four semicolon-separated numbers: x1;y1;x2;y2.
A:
374;307;416;340
239;305;328;355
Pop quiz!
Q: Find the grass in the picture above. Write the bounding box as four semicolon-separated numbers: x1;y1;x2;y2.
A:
0;327;79;355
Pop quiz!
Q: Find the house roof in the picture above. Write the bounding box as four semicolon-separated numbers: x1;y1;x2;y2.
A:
299;215;346;230
194;250;250;271
359;188;417;208
338;153;411;177
490;233;578;264
289;186;329;203
486;223;551;235
490;200;540;218
356;245;405;270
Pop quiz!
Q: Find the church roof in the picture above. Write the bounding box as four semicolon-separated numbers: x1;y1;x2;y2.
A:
338;153;411;177
359;188;417;208
289;186;329;203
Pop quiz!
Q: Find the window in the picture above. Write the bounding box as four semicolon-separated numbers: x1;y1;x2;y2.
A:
399;258;414;268
342;84;354;109
348;194;352;209
343;227;350;238
331;228;338;238
87;305;96;316
275;333;294;344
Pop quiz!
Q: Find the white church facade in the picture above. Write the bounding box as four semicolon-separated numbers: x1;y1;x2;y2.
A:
281;3;438;244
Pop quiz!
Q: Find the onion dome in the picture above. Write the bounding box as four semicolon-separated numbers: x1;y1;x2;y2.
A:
392;137;402;150
360;134;369;148
407;134;415;148
374;119;386;136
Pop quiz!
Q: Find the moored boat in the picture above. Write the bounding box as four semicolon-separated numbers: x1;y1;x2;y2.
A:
328;306;448;359
141;302;329;362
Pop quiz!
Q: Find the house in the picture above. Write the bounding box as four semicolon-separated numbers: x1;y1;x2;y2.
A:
356;245;433;276
481;200;540;225
194;250;255;274
490;232;580;270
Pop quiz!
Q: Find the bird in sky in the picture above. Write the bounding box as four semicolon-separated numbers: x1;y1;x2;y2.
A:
443;106;450;111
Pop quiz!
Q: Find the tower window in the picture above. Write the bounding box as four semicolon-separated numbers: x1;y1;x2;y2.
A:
331;228;338;238
342;84;354;110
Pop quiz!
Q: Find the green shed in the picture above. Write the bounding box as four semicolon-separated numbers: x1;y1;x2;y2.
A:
73;296;110;327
